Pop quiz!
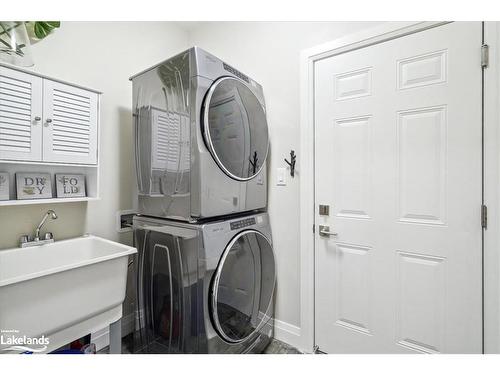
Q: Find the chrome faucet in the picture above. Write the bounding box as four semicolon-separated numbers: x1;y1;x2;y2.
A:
35;209;58;240
20;209;58;248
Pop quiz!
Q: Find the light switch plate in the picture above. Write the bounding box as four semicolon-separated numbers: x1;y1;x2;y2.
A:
277;167;286;186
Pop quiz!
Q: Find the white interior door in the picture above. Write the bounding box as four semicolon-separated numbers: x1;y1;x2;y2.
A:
0;67;42;161
43;80;98;164
314;22;483;354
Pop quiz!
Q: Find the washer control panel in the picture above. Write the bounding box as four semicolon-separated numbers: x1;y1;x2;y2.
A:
230;217;256;230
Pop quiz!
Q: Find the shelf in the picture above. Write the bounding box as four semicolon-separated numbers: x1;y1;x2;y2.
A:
0;160;98;167
0;163;99;202
0;61;102;94
0;197;100;207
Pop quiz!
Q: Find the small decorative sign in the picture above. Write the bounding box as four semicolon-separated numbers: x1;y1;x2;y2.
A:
56;174;86;198
0;172;9;201
16;173;52;200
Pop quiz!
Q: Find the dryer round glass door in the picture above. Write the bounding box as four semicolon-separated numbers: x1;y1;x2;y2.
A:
211;230;276;343
203;77;269;181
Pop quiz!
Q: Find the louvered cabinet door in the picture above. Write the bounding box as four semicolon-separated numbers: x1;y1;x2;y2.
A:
43;80;98;164
0;67;43;161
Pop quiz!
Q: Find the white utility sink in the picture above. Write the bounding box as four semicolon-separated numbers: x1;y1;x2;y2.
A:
0;235;136;353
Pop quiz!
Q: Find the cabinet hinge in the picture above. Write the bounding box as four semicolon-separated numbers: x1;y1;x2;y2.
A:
481;204;488;229
481;44;489;68
312;224;315;233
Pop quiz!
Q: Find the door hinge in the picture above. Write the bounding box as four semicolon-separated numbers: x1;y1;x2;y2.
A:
481;44;489;68
481;204;488;229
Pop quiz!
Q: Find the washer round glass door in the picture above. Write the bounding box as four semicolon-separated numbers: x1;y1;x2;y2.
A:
203;77;269;181
211;230;276;343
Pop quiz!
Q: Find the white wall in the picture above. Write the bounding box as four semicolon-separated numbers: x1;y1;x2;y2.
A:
186;22;382;333
0;21;382;346
0;22;190;250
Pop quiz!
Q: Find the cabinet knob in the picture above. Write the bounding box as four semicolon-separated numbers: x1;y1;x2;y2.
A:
45;118;52;126
34;116;41;122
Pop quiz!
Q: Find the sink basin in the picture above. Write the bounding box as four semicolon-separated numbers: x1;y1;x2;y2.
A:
0;235;136;353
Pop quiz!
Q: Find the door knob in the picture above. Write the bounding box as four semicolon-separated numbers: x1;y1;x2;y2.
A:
319;225;337;238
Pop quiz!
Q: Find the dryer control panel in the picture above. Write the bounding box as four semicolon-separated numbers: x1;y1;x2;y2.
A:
230;217;256;230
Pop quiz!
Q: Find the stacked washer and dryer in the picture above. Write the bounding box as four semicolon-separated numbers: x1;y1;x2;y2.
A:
129;47;276;354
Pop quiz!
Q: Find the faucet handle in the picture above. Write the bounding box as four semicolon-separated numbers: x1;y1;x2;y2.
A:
20;235;30;244
44;232;54;240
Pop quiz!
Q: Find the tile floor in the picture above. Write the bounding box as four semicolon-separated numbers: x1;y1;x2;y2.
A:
99;337;301;354
263;339;302;354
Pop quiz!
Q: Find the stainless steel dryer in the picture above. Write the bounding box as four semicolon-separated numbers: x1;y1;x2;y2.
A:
130;47;269;221
132;212;275;354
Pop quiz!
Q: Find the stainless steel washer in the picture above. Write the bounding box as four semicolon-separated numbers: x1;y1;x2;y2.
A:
132;212;275;353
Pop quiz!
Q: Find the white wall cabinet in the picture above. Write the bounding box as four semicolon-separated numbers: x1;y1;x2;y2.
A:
0;66;99;165
42;80;98;164
0;67;43;161
0;63;101;206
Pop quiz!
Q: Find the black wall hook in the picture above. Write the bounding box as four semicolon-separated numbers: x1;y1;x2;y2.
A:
284;150;296;177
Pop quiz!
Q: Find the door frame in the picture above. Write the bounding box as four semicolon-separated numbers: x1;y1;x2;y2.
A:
299;21;500;353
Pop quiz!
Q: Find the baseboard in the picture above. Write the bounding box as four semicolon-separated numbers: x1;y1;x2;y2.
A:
273;318;301;350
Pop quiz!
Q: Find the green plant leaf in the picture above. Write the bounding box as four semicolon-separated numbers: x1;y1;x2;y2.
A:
33;21;60;39
33;23;47;39
45;21;60;28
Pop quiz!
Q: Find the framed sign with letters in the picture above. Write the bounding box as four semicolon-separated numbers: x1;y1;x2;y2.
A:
16;173;52;200
56;174;86;198
0;172;9;201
